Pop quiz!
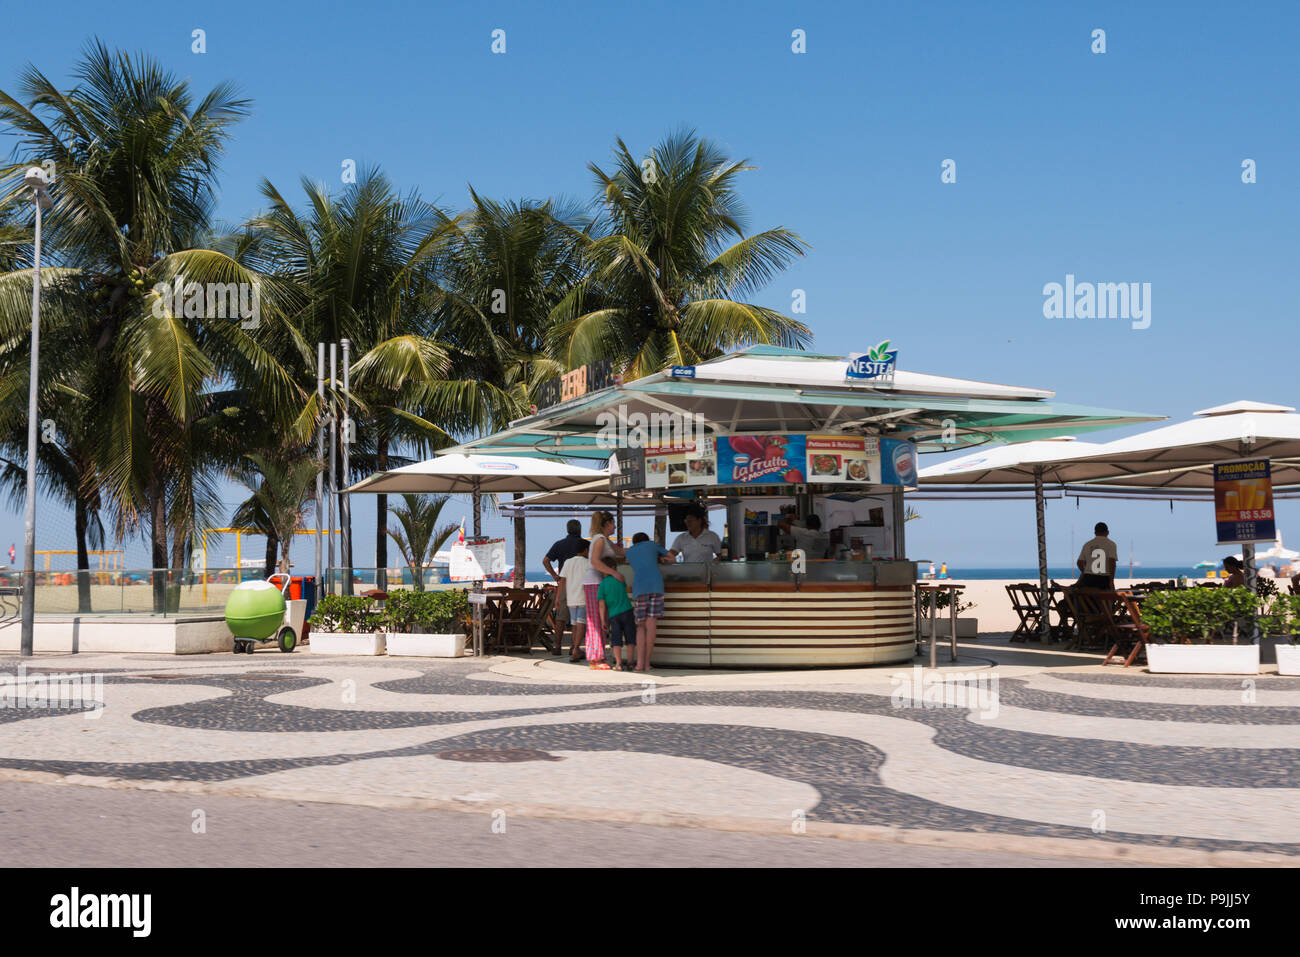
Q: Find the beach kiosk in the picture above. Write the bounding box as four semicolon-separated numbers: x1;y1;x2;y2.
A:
449;345;1158;668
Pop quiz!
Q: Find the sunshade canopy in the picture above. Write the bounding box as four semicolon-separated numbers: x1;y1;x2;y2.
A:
444;346;1160;461
346;453;607;495
917;437;1109;485
1036;401;1300;490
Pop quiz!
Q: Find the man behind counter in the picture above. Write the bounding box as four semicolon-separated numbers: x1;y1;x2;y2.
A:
777;514;829;559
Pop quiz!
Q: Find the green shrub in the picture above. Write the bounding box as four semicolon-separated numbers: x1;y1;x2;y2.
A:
1142;587;1260;643
379;589;470;635
307;595;379;634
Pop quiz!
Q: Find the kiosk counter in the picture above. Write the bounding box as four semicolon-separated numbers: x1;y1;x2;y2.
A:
618;559;917;668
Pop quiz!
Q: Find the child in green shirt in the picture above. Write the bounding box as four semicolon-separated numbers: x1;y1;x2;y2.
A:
597;573;636;671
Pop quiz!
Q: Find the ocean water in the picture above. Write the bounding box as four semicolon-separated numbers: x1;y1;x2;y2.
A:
925;566;1213;581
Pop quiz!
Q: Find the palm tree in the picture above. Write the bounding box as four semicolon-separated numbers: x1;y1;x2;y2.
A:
434;191;587;581
245;169;501;592
551;129;812;379
0;40;299;610
230;451;320;577
387;494;458;591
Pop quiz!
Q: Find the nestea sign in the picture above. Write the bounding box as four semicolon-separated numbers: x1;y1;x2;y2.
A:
846;340;898;382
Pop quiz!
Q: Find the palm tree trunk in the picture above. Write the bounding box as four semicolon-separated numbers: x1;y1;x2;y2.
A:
472;490;482;537
74;497;91;614
149;476;167;613
263;532;279;579
375;435;388;591
280;535;292;577
512;492;525;587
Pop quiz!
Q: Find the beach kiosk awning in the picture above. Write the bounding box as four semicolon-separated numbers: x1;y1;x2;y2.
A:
345;453;607;495
444;346;1161;462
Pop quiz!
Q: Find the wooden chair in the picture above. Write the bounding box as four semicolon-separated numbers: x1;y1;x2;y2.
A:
1064;588;1121;653
1006;583;1046;642
1102;592;1149;667
495;588;542;653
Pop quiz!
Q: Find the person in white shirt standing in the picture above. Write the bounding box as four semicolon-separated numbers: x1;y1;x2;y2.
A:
1076;522;1118;589
670;506;722;563
557;540;590;661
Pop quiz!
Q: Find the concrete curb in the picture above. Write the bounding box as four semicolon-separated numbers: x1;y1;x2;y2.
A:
1;767;1293;867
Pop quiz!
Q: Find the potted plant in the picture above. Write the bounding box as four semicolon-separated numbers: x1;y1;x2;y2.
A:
307;595;386;655
1143;587;1261;674
1267;594;1300;675
919;590;978;638
382;588;471;657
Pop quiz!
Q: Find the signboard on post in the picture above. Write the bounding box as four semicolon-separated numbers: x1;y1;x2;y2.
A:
611;447;646;492
449;537;510;582
1214;458;1275;545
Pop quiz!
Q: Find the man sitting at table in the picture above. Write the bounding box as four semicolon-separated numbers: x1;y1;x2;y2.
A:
1075;522;1117;589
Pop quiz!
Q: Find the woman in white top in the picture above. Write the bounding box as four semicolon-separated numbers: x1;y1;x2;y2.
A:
583;510;624;668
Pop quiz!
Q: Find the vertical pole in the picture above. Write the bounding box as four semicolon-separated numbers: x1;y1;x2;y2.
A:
616;491;624;545
1035;468;1050;641
328;344;337;595
19;195;42;656
472;484;482;538
891;486;906;559
1239;440;1260;643
340;338;352;596
315;343;324;596
472;580;484;657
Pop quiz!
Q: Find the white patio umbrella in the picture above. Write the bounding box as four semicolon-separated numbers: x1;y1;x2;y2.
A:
1255;532;1299;563
918;437;1110;639
346;453;609;535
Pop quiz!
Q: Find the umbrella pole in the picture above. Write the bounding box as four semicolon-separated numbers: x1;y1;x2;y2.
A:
1035;468;1050;641
616;491;624;545
472;483;482;538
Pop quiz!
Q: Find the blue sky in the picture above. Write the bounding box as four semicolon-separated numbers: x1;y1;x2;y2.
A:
2;0;1298;571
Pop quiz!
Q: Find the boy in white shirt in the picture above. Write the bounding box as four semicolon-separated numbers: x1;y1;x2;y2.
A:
558;540;590;661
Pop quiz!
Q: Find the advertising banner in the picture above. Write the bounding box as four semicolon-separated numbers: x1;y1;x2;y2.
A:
717;434;807;485
644;438;717;488
1214;458;1275;545
881;438;918;486
806;435;880;483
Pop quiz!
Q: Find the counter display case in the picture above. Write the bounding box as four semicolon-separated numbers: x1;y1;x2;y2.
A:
615;559;917;669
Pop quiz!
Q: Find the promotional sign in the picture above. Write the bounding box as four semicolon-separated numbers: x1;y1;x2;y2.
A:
644;438;716;488
845;340;898;382
534;359;617;411
718;434;807;485
1214;458;1275;545
669;365;696;379
449;537;511;582
881;438;918;486
806;435;880;484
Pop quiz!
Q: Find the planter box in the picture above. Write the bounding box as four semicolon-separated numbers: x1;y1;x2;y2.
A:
919;618;978;638
1146;643;1260;675
386;633;467;658
1276;644;1300;676
309;632;386;656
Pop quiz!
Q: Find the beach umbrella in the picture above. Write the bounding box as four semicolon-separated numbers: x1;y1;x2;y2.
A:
917;437;1112;639
1255;532;1300;563
347;453;608;496
1193;560;1218;569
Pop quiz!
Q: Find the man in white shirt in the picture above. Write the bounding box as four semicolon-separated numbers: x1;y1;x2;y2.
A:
1076;522;1118;588
670;507;722;563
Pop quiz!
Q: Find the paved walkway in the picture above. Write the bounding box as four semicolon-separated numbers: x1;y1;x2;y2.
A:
0;635;1295;866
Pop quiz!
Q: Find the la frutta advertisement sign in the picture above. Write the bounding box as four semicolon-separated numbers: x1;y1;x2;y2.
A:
1214;458;1275;545
706;434;918;487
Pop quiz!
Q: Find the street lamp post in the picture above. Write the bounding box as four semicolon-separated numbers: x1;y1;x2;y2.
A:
20;167;53;657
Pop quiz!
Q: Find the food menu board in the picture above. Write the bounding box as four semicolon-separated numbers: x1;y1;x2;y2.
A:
807;435;880;484
639;433;917;489
1214;458;1275;545
644;438;717;488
